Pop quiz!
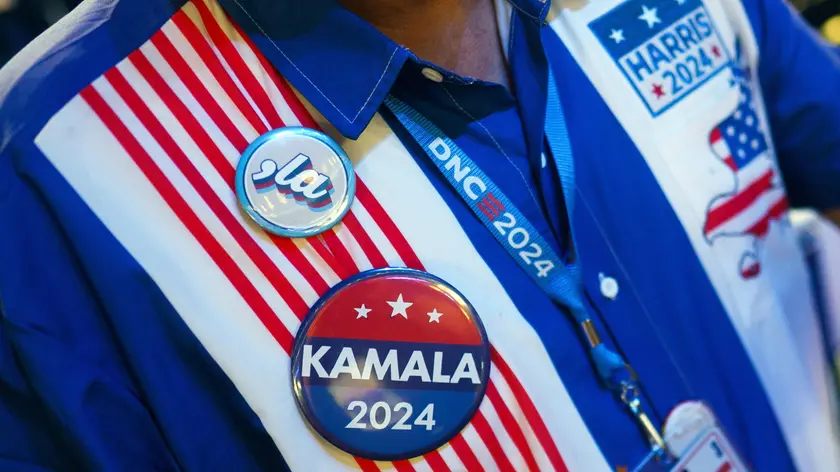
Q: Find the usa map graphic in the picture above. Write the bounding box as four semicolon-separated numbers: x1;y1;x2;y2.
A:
702;57;789;278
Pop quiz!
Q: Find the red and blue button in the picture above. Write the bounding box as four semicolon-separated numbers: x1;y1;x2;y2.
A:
291;268;490;460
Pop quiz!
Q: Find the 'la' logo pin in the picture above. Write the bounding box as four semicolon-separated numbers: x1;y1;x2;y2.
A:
235;127;355;237
291;268;490;460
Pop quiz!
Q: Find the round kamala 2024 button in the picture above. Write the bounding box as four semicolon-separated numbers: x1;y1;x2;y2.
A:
235;127;355;238
291;268;490;460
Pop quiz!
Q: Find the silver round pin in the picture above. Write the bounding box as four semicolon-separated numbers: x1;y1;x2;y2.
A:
235;127;355;238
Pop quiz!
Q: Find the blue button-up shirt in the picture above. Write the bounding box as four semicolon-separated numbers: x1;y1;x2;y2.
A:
2;0;840;470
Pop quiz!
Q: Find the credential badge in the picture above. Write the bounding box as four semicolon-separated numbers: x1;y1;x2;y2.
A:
291;268;491;460
662;401;749;471
235;127;355;237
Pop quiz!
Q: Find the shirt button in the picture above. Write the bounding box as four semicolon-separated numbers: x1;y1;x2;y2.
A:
599;273;619;300
421;67;444;83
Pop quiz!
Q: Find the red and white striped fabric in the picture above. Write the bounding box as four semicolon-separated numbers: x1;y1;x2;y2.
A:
33;1;610;470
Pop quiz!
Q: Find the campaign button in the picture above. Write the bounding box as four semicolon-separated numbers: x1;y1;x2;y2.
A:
291;268;491;460
235;127;355;237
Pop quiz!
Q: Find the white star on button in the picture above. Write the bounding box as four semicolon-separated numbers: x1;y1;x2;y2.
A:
639;6;661;28
609;29;625;44
387;294;413;319
354;304;371;319
427;309;444;323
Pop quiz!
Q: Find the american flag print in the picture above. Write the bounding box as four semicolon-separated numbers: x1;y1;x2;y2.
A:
702;58;789;279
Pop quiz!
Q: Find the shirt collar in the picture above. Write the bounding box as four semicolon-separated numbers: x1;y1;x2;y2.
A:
218;0;550;139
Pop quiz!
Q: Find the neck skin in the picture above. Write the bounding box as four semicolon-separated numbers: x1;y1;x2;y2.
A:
338;0;510;87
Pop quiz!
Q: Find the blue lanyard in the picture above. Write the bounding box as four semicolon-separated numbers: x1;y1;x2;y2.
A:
383;72;667;453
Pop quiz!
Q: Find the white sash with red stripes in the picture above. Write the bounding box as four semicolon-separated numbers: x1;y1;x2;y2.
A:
34;1;613;470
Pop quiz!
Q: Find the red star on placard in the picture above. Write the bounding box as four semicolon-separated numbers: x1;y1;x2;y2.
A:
711;45;721;58
652;83;665;99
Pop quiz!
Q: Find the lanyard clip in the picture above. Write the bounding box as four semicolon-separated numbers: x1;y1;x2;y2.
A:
620;382;669;456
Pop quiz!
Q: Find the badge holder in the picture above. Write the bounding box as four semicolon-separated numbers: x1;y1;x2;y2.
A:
632;401;749;472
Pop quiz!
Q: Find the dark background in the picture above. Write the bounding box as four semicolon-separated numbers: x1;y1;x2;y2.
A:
1;0;81;66
798;0;840;28
1;0;839;67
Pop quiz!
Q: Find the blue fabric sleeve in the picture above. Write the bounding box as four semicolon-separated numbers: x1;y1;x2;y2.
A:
744;0;840;210
0;140;289;471
0;143;181;471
